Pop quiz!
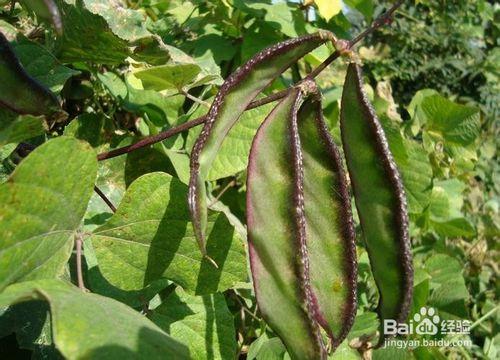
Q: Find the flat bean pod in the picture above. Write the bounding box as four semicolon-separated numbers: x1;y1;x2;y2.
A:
340;62;413;344
297;90;357;348
189;32;334;259
247;80;357;358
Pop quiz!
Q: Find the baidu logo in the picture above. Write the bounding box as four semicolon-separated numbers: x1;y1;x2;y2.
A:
414;307;440;335
383;307;472;349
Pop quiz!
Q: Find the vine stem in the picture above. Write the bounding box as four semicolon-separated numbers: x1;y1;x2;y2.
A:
75;233;86;291
96;1;405;161
94;185;116;213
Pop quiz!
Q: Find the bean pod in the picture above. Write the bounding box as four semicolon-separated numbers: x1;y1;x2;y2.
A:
247;80;357;359
189;32;334;261
340;62;413;345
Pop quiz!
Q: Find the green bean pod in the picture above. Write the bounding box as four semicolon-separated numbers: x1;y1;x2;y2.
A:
247;80;357;359
340;62;413;344
189;32;334;260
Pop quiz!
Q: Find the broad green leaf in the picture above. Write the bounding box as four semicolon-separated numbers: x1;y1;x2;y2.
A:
56;0;130;64
344;0;373;20
0;279;190;358
0;137;97;291
83;237;169;307
13;39;78;94
247;334;288;360
372;346;413;360
427;179;476;238
409;268;431;317
246;2;299;37
189;31;332;257
315;0;342;21
407;89;439;119
124;73;185;128
0;32;62;119
241;23;282;62
149;288;236;359
168;2;196;24
340;63;412;341
394;140;433;215
330;341;361;359
0;109;46;147
347;312;378;340
90;172;247;295
420;94;481;146
97;72;128;99
424;254;469;318
80;0;150;42
134;64;201;91
188;34;237;64
0;300;62;357
381;115;433;215
0;25;79;94
185;102;274;181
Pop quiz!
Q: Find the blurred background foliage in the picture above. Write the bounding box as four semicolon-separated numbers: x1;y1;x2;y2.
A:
0;0;498;359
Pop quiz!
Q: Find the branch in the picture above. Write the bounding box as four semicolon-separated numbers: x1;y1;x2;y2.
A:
94;185;116;212
96;1;404;162
75;233;87;291
349;0;404;47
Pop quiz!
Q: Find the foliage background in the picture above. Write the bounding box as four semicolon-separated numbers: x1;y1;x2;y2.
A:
0;0;498;359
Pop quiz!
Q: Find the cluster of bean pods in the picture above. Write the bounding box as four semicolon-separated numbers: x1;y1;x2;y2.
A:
189;33;413;358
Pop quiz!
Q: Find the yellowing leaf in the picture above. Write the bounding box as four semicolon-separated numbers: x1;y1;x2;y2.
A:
315;0;342;21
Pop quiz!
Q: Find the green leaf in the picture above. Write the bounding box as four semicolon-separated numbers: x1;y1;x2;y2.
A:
83;236;169;307
89;172;247;295
340;63;412;340
0;301;57;356
246;2;299;37
247;334;287;360
0;137;97;291
420;94;481;146
134;64;201;91
79;0;150;42
315;0;342;22
424;254;469;318
188;102;274;181
0;32;62;119
124;74;185;127
0;279;190;358
372;346;413;360
0;109;46;147
56;0;130;64
348;312;379;340
344;0;374;20
149;288;237;359
5;33;79;93
427;179;476;238
394;140;433;215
